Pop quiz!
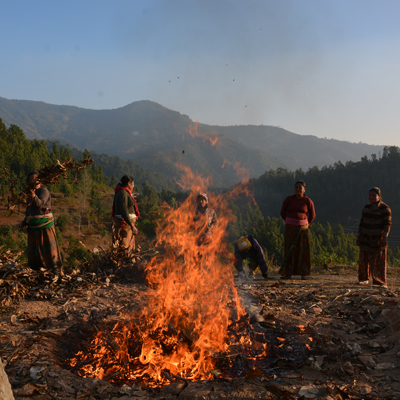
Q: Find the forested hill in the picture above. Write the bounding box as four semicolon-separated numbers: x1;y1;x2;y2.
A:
247;147;400;245
0;97;384;187
0;97;287;188
0;119;177;193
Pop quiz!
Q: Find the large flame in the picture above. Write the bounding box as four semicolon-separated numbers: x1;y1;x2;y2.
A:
70;167;246;387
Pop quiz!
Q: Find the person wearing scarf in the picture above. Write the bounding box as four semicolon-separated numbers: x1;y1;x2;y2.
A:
18;171;62;274
112;175;140;251
356;187;391;289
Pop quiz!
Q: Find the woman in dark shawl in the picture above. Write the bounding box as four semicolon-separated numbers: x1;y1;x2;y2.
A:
112;175;140;251
18;171;62;274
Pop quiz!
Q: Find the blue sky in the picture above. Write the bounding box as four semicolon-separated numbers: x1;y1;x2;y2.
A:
1;0;400;146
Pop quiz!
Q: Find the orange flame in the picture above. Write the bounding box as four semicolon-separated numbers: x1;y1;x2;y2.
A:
186;122;218;146
70;166;246;387
233;161;251;183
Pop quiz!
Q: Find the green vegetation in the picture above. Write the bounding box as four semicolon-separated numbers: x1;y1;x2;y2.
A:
251;147;400;230
1;118;400;271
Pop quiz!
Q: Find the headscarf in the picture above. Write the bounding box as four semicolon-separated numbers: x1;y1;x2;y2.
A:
197;192;209;204
236;235;252;251
369;187;381;197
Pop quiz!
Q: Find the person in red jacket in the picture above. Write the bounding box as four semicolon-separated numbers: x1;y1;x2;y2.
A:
280;180;316;280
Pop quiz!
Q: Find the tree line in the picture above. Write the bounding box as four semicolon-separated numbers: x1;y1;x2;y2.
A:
2;118;400;268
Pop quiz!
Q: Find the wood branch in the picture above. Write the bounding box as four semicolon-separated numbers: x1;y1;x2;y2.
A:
5;156;93;214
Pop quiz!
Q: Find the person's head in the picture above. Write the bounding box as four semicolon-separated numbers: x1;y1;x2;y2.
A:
236;236;252;253
120;175;134;190
294;180;306;198
26;171;40;189
369;187;382;205
196;192;208;209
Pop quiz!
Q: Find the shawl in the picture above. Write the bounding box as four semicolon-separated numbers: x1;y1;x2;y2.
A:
112;185;140;218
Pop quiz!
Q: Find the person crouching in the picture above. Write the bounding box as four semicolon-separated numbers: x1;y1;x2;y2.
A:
234;235;272;282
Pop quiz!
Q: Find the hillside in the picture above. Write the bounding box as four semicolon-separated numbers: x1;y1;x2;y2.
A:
0;97;288;187
208;125;383;171
0;97;384;186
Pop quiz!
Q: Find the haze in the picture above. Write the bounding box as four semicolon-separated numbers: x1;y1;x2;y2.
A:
1;0;400;147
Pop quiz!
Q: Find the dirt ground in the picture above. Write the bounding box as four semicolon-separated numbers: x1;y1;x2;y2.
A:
1;264;400;400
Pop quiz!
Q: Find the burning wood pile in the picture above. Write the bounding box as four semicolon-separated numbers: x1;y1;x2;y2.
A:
66;168;248;387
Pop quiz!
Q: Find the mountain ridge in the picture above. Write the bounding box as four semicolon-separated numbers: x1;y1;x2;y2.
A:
0;96;384;187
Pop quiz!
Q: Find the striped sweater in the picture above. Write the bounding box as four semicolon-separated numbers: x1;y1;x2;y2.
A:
358;201;392;252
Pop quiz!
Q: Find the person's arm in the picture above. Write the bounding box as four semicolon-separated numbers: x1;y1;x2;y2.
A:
116;191;132;226
31;187;50;209
356;210;364;246
280;197;290;221
307;198;316;225
18;218;27;231
380;204;392;246
383;204;392;237
234;245;244;272
209;210;217;232
251;238;268;275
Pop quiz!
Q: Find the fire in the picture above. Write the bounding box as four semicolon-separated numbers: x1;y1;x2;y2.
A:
186;122;218;146
69;167;248;387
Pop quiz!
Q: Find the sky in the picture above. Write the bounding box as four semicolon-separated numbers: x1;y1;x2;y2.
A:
1;0;400;147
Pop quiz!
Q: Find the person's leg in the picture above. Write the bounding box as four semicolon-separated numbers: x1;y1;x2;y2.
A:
280;225;297;277
358;249;370;283
371;249;387;286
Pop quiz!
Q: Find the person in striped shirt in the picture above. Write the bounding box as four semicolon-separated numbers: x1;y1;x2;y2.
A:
356;187;391;289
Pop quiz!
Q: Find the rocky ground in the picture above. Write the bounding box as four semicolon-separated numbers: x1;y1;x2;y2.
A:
1;264;400;400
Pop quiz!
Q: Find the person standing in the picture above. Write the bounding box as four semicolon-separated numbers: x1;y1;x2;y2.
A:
18;171;62;274
356;187;391;289
112;175;140;251
280;180;316;280
193;192;217;246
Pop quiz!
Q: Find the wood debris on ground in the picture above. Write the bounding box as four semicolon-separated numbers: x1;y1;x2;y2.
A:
1;265;400;399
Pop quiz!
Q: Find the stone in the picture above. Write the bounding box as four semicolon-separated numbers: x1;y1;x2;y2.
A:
375;363;394;370
312;307;323;315
0;358;15;400
360;385;373;395
358;355;376;368
299;386;319;399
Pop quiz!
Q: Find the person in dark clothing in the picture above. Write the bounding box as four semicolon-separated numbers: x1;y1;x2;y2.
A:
234;235;272;281
112;175;140;251
356;187;391;289
18;171;62;274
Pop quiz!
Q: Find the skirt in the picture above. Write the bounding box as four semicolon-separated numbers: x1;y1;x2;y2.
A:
280;224;311;276
27;225;62;271
113;217;136;251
